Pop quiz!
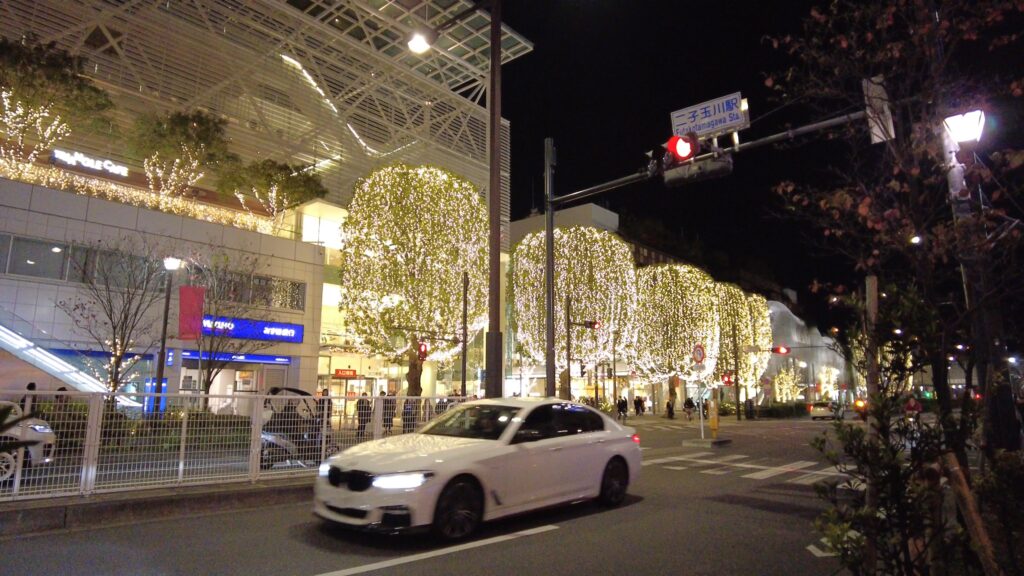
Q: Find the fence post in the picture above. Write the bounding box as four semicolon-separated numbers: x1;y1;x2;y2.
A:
79;394;104;496
248;393;265;482
372;396;383;440
177;408;189;484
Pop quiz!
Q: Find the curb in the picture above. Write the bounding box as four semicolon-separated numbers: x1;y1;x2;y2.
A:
0;478;314;539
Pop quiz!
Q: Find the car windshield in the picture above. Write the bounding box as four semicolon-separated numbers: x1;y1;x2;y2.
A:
420;404;521;440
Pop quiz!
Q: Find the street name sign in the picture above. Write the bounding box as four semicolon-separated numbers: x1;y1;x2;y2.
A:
671;92;749;139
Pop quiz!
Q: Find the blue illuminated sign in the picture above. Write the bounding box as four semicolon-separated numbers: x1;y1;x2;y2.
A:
181;350;292;365
201;316;304;343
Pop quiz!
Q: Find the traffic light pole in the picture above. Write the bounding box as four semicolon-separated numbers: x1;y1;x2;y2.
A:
541;109;873;400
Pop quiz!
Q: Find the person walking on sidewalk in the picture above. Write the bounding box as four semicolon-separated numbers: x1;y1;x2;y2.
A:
683;397;695;421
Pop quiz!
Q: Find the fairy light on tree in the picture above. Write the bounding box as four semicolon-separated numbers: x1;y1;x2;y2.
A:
337;164;487;397
715;283;756;396
632;264;720;388
509;226;637;397
0;90;70;178
747;292;773;399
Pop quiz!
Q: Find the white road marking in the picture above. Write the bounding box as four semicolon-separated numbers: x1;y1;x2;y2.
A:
642;452;712;466
700;468;731;475
807;537;838;558
664;465;688;470
742;461;818;480
788;467;846;485
314;525;559;576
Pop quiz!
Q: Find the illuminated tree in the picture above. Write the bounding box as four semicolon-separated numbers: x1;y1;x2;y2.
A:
509;226;637;399
0;90;69;178
57;236;168;392
220;159;328;232
633;264;720;387
772;365;800;403
183;249;284;395
714;283;755;391
128;110;235;201
747;293;773;394
337;164;487;397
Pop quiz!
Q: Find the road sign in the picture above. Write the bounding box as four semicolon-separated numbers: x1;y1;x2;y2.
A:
670;92;749;139
692;344;706;364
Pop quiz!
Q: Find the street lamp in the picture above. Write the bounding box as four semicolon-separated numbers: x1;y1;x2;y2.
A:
406;0;505;398
153;256;181;404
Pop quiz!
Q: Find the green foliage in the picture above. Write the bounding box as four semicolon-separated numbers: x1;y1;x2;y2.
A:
813;393;970;575
975;450;1024;571
0;34;113;135
127;110;235;169
757;401;808;419
216;158;328;205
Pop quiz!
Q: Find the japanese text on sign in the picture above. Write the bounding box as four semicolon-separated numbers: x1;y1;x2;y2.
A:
670;92;749;139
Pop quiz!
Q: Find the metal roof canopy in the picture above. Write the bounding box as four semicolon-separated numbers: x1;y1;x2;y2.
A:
0;0;529;217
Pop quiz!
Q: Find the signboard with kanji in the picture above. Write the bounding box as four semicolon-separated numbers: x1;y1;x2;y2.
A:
333;369;358;379
670;92;749;139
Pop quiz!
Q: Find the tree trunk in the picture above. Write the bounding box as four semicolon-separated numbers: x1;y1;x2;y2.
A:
406;345;423;397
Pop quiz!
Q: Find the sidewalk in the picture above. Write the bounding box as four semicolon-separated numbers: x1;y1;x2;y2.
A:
0;476;314;539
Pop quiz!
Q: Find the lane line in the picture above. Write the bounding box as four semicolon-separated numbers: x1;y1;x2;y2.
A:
663;465;688;470
789;467;846;485
700;468;731;475
314;525;559;576
742;461;818;480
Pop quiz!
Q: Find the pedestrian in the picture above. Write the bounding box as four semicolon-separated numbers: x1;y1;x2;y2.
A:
402;397;417;433
633;396;642;416
617;396;628;421
383;392;397;434
666;399;675;419
683;397;695;421
316;389;331;429
355;392;371;439
20;382;36;413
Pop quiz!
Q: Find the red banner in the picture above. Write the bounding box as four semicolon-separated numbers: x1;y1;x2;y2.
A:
333;369;358;379
178;286;206;340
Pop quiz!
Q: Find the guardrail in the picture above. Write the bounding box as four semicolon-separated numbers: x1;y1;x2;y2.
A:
0;391;468;502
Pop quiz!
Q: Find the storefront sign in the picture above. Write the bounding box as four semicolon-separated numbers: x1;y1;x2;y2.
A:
181;350;292;365
201;316;304;343
333;368;358;379
52;149;130;177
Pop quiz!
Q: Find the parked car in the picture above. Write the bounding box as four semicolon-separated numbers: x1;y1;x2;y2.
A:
809;401;843;420
314;397;642;540
260;387;338;469
0;400;57;482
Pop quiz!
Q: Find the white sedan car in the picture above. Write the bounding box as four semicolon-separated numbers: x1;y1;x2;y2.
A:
1;401;57;482
314;397;641;539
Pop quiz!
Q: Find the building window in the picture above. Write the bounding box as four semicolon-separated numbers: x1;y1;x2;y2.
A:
8;237;68;280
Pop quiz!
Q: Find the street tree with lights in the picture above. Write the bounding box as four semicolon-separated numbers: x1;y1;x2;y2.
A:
766;1;1024;573
509;227;637;399
714;283;756;396
747;293;774;399
632;264;720;401
337;164;488;397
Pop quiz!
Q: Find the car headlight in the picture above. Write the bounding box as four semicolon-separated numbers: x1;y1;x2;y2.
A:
29;424;53;433
318;462;332;477
371;472;433;490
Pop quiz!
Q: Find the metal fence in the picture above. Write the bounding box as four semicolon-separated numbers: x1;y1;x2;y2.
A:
0;391;468;502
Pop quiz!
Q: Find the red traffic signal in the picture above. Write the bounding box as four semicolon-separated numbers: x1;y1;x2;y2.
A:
417;340;428;361
721;372;733;385
771;345;791;355
667;133;700;162
583;320;601;330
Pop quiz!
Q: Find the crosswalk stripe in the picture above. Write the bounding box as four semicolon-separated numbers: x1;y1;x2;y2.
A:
789;467;845;485
707;454;749;463
700;468;731;475
742;460;818;480
664;465;688;470
642;452;712;466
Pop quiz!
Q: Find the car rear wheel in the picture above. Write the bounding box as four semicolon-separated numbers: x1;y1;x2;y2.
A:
260;446;286;470
598;458;628;507
433;477;482;541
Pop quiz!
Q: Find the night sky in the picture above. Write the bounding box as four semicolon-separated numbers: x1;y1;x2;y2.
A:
499;0;841;322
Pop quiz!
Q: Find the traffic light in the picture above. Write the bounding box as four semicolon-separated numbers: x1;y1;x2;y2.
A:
583;320;601;330
580;362;587;377
771;345;791;355
667;133;700;162
417;340;428;361
721;372;733;385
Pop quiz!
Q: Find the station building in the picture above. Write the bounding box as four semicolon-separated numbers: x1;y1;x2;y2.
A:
0;0;532;402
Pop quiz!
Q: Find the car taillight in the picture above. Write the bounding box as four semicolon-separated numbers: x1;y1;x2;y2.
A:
631;434;640;444
808;404;813;413
855;400;865;408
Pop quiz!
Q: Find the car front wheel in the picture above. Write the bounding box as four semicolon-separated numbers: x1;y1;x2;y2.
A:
598;458;628;507
433;477;482;540
0;451;16;482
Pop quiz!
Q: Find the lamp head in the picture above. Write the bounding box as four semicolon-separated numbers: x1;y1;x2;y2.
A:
944;110;985;143
408;28;437;54
163;256;182;271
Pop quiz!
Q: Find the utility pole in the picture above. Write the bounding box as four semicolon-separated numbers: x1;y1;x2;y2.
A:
461;271;468;397
563;293;572;401
544;139;557;397
732;321;741;421
865;274;880;574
